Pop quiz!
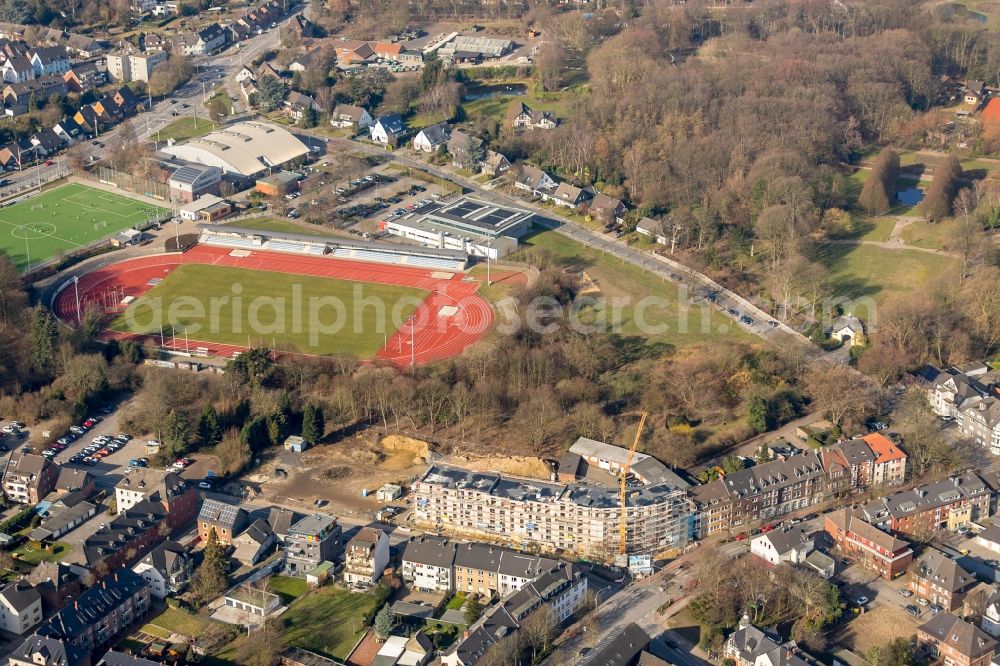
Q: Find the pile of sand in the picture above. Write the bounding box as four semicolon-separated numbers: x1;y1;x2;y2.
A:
380;435;432;467
451;455;552;480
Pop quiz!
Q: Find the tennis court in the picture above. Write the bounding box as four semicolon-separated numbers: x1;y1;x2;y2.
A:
0;183;168;271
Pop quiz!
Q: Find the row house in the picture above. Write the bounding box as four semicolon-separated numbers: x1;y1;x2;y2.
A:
72;499;172;578
453;542;557;598
3;453;59;504
824;508;913;578
412;460;692;560
919;612;997;666
63;60;105;92
823;433;908;489
37;569;150;656
692;451;839;538
26;562;81;614
910;548;978;611
441;563;587;666
861;472;991;537
401;535;456;592
114;468;196;532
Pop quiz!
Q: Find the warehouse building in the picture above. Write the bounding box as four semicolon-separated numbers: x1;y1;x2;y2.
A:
160;121;310;178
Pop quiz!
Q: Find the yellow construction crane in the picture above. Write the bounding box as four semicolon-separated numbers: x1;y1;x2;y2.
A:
619;411;649;557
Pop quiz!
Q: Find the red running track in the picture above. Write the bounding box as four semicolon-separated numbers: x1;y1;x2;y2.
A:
51;244;494;366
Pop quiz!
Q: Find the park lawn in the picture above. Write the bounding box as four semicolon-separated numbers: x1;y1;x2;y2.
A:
826;214;895;242
211;585;377;664
807;241;959;304
515;230;749;348
0;183;167;271
269;575;308;603
900;217;964;251
110;264;427;357
227;217;341;238
145;607;217;639
156;116;215;143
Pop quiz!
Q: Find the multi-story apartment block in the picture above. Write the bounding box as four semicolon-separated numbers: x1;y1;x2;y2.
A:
3;454;59;505
865;433;908;486
7;635;87;666
401;535;456;592
343;527;390;588
453;542;557;598
283;514;342;577
919;612;997;666
862;472;991;537
413;454;691;560
925;363;1000;454
114;469;196;531
824;508;913;578
37;568;150;655
910;548;977;611
442;563;587;666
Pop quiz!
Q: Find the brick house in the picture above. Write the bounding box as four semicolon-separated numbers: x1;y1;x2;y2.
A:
862;472;991;537
3;454;59;504
197;499;249;546
918;612;996;666
824;508;913;579
910;549;977;611
114;469;196;532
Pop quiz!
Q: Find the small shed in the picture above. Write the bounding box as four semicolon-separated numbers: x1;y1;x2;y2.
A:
283;435;309;453
145;440;161;455
110;228;141;247
376;483;403;502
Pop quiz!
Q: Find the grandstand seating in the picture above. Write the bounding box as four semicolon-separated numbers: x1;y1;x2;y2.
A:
263;240;326;255
202;235;259;250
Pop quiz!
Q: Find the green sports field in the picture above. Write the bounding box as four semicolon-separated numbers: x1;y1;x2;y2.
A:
0;183;168;271
111;264;428;356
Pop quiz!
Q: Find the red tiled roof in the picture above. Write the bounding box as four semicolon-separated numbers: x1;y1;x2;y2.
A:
863;433;906;463
983;98;1000;126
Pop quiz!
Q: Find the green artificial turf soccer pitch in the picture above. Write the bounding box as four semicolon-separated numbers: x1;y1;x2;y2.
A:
0;183;168;270
111;264;429;357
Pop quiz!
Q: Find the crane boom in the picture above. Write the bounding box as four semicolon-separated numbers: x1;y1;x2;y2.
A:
619;411;648;556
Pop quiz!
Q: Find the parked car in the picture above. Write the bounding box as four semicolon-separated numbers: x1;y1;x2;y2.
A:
900;589;913;597
198;481;212;489
905;605;919;616
917;597;930;606
70;426;85;435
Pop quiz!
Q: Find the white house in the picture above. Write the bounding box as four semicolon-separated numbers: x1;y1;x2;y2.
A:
750;527;815;566
401;535;455;592
234;66;256;83
830;314;865;346
30;47;70;78
0;583;41;635
413;122;449;153
983;590;1000;637
132;540;193;599
330;103;373;130
369;114;407;146
2;57;33;83
343;527;390;587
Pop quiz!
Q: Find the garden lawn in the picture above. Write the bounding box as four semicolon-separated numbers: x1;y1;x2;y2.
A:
516;230;749;349
281;586;377;659
807;242;959;304
12;540;68;564
110;264;427;357
269;575;308;603
0;183;167;271
145;607;217;639
227;217;341;238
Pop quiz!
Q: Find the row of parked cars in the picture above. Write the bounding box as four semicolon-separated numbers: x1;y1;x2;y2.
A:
64;433;132;466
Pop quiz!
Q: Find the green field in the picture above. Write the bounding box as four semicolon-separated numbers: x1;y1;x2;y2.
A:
516;230;748;348
807;241;959;303
156;116;215;143
228;217;341;238
0;183;167;271
111;264;427;356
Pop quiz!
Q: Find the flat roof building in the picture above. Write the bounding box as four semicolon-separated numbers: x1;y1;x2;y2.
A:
384;195;535;259
161;121;309;177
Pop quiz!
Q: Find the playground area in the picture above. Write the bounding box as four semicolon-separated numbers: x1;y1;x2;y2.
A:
0;183;168;270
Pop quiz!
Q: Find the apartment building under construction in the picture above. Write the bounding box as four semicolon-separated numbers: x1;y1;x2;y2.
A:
411;451;692;561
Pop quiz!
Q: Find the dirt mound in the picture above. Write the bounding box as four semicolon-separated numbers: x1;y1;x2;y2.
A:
380;435;432;468
451;455;552;480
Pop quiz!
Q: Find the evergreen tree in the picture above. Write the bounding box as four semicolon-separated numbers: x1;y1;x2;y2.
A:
191;528;229;604
301;404;324;444
162;409;191;458
920;155;963;222
299;105;318;128
465;596;484;625
198;404;223;447
30;306;58;374
374;604;396;641
747;396;769;434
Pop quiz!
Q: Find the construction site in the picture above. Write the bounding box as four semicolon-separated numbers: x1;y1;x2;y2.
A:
410;415;693;570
